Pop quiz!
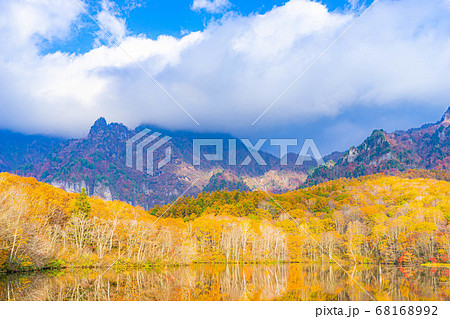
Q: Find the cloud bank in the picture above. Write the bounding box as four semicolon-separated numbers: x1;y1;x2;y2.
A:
0;0;450;143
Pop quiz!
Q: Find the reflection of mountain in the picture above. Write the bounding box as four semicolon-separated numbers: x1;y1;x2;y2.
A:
1;264;447;301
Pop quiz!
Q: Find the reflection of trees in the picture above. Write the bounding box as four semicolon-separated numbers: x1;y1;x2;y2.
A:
278;264;450;301
0;265;449;301
217;264;288;300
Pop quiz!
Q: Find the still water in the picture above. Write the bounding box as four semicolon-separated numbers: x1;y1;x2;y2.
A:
1;264;449;301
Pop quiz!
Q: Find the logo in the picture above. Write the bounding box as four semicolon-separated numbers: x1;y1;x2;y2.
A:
193;138;324;166
126;131;324;176
126;129;172;176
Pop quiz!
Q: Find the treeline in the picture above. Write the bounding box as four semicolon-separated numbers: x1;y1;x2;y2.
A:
399;169;450;182
0;172;449;272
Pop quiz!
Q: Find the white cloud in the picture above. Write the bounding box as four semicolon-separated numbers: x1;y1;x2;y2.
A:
232;0;350;60
0;0;450;141
0;0;82;54
347;0;361;9
95;0;127;44
191;0;231;14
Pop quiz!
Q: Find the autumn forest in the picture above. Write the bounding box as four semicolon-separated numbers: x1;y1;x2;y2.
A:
0;171;449;274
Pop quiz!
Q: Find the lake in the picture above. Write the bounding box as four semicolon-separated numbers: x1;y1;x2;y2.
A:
1;264;449;301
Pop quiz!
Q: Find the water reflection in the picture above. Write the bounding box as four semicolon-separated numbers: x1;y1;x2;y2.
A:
1;264;449;301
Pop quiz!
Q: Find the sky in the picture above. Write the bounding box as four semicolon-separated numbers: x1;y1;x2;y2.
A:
0;0;450;155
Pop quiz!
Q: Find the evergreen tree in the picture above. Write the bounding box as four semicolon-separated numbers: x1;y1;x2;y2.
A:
74;187;91;217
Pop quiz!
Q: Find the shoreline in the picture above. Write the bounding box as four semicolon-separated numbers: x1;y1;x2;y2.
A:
1;260;444;276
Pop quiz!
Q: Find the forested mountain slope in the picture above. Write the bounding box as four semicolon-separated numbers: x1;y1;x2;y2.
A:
10;118;308;208
307;108;450;185
0;130;62;172
0;108;448;208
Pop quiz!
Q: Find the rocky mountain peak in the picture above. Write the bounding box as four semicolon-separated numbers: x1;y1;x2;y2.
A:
441;107;450;124
88;117;108;137
87;117;130;139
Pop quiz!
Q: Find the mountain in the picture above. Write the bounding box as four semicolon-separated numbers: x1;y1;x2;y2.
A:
0;130;62;172
13;118;203;208
1;107;448;208
306;107;450;185
7;118;308;209
203;170;251;192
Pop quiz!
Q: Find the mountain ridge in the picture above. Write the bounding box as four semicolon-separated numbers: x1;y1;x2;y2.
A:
0;107;448;207
6;119;310;208
306;107;450;185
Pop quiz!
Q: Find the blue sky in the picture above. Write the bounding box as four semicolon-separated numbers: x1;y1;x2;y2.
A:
0;0;449;155
97;0;356;37
42;0;359;54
